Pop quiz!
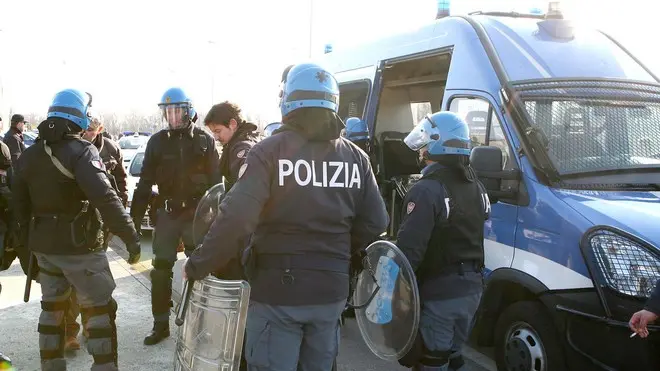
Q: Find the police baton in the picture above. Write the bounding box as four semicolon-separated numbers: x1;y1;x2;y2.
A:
175;279;194;326
23;253;35;303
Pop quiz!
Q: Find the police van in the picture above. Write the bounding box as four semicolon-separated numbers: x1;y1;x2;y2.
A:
319;8;660;371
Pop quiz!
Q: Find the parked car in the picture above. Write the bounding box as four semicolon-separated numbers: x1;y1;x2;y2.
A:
119;133;150;169
23;131;38;148
126;144;158;231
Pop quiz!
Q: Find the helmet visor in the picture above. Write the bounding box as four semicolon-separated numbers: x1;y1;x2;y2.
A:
161;104;188;130
404;117;434;151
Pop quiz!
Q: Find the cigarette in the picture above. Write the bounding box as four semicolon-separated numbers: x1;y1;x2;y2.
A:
630;332;638;338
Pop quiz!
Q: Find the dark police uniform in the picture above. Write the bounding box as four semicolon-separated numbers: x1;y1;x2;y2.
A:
91;134;128;205
130;124;220;339
4;126;26;165
220;122;258;192
185;126;389;370
13;120;140;371
397;162;490;371
64;131;130;346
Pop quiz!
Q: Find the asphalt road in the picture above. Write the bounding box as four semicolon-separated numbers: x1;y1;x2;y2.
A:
0;233;496;371
129;232;496;371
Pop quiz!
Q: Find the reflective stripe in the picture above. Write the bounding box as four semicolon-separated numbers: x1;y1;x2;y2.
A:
48;105;85;118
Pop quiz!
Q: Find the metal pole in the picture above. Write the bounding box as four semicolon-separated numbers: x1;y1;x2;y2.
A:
308;0;313;58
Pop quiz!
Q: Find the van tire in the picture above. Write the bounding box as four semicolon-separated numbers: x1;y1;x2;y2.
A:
494;301;565;371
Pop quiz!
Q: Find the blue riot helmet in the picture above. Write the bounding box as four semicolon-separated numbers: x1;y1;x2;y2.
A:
46;89;94;130
404;111;471;157
344;117;368;141
158;87;197;130
263;122;282;137
280;63;339;117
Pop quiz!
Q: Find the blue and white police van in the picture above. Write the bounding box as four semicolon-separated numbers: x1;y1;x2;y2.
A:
319;8;660;371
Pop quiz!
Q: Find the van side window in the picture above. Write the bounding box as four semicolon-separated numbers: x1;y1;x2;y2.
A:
338;81;370;120
449;97;515;171
449;98;489;148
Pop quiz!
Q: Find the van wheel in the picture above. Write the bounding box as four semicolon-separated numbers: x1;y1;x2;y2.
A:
494;301;565;371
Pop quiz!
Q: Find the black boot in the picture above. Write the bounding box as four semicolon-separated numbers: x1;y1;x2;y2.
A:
144;321;170;345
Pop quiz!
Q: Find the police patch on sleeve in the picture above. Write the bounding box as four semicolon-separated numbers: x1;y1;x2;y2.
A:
91;160;106;171
237;149;247;159
238;163;248;179
406;202;415;214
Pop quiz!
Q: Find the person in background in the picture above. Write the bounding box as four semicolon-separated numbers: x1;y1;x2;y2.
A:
4;114;26;164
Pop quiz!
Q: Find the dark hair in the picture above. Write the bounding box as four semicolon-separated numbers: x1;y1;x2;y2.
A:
204;101;243;127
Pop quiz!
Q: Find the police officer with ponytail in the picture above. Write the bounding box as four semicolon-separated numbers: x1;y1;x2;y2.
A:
12;89;141;371
397;112;490;371
184;63;388;370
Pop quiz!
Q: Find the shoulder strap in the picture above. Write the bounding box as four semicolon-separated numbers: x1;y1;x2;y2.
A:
43;141;74;180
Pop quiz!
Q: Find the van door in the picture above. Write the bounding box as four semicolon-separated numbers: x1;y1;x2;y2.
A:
446;92;519;274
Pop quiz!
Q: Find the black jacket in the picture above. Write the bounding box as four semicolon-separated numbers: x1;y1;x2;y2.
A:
219;122;258;192
186;122;389;306
13;119;139;255
91;134;128;204
130;125;221;222
4;127;25;165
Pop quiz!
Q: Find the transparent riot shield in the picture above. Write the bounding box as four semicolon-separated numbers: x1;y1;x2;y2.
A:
174;278;250;371
353;240;420;362
174;183;251;371
192;183;226;247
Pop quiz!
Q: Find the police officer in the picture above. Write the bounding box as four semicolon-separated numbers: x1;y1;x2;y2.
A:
130;87;221;345
12;89;141;371
184;62;389;371
397;111;490;371
263;122;283;138
342;117;369;153
83;116;129;207
57;116;130;352
204;101;258;192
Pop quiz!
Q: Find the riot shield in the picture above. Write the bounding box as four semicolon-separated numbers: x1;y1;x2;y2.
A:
174;278;251;371
354;240;420;362
192;183;226;248
174;182;251;371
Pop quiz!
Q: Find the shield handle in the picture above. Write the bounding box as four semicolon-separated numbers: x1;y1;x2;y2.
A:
175;279;194;326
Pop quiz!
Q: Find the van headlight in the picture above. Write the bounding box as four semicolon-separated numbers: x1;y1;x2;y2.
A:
586;228;660;298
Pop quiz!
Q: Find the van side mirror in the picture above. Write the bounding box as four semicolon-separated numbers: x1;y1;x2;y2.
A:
470;146;521;203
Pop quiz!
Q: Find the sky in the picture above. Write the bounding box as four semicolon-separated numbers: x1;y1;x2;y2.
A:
1;0;659;125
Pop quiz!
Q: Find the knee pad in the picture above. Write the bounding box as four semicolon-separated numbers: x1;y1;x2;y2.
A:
38;299;69;361
420;349;451;368
81;298;118;367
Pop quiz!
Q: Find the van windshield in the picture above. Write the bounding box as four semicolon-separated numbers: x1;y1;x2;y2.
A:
119;136;148;150
523;99;660;175
511;79;660;178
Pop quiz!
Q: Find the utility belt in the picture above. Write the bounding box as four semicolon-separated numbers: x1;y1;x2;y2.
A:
162;197;201;214
255;254;350;284
424;259;483;280
33;200;104;252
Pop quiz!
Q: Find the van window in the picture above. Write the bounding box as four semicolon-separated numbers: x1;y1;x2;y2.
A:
411;102;433;125
449;98;489;148
338;81;370;120
449;96;515;171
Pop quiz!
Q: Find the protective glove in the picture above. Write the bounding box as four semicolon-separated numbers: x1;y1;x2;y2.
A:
126;241;141;265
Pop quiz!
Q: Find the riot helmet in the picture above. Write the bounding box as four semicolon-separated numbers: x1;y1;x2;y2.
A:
158;87;197;130
279;63;339;118
47;89;94;130
263;122;282;137
404;111;470;160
